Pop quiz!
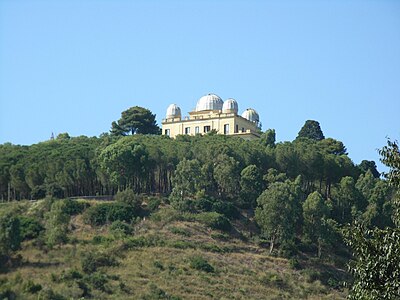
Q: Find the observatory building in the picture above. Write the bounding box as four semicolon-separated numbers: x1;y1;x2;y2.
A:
162;93;261;140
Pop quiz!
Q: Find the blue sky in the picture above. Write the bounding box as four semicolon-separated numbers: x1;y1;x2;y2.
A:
0;0;399;172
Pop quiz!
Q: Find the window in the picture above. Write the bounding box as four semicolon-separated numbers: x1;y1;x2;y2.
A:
204;126;211;133
242;127;245;133
224;124;229;134
185;127;190;134
165;129;170;136
235;125;239;133
195;126;200;134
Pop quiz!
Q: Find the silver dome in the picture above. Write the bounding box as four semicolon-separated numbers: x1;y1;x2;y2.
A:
222;98;238;114
166;104;181;119
242;108;259;124
195;93;223;112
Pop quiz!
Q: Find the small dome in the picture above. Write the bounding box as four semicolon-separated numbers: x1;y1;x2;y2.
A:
195;93;223;112
222;98;238;114
166;104;181;119
242;108;259;124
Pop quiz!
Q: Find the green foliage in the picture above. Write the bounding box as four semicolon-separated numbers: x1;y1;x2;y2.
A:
240;164;264;207
63;199;89;215
110;106;160;136
81;251;118;273
0;213;21;266
296;120;325;141
23;280;42;294
302;191;330;257
189;255;214;273
114;189;142;210
255;179;301;254
45;200;70;247
83;202;137;226
19;216;44;240
109;220;133;237
142;283;182;300
195;212;231;231
344;225;400;299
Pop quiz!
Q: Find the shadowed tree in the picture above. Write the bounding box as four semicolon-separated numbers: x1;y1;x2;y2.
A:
296;120;325;141
111;106;160;136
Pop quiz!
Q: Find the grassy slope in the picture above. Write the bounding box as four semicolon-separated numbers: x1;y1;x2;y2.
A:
0;201;349;299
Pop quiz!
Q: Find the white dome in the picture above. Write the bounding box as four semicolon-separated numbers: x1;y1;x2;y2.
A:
166;104;181;119
222;98;238;114
195;93;223;112
242;108;259;124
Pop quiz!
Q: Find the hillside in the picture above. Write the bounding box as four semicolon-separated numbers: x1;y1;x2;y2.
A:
0;198;349;300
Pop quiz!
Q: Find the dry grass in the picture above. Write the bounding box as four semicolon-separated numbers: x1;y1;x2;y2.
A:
0;202;349;299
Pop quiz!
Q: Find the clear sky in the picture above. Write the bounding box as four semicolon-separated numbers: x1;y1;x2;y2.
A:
0;0;399;172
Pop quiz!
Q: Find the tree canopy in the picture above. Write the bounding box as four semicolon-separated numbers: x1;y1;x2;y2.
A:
110;106;160;136
296;120;325;141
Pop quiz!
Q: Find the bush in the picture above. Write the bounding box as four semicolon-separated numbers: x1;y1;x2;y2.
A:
114;189;141;210
83;202;136;226
109;220;132;237
189;255;214;273
63;199;89;215
147;197;162;212
31;185;46;200
86;272;109;292
81;252;118;273
212;200;239;219
172;198;196;213
196;212;231;231
194;198;213;212
169;226;191;237
37;288;65;300
288;258;301;270
23;280;42;294
19;216;44;240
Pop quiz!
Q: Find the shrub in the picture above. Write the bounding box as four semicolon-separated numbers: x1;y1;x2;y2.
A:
212;200;239;219
92;235;114;245
194;198;213;212
37;288;65;300
86;272;109;292
114;189;141;210
288;258;301;270
31;185;46;200
83;202;136;226
63;199;89;215
172;198;196;212
147;197;162;212
169;226;191;237
142;283;182;300
189;255;214;273
196;212;231;231
19;216;44;240
23;280;42;294
109;220;132;237
81;252;118;273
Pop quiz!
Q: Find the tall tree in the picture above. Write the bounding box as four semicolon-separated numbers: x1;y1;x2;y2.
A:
255;179;301;254
296;120;325;141
110;106;160;136
302;191;330;258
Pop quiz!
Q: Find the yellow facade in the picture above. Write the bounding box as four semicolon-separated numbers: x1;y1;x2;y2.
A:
162;110;260;140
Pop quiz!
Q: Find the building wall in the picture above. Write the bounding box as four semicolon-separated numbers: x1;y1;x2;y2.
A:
162;111;260;139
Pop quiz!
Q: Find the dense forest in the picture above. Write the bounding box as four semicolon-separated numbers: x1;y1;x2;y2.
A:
0;106;399;299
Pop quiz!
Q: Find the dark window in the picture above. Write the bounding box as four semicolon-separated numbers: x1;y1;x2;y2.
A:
185;127;190;134
224;124;229;134
204;126;211;133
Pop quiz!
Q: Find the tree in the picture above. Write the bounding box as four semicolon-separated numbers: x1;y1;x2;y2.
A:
110;106;160;136
358;160;380;178
45;200;70;248
240;164;264;207
169;158;207;203
260;129;276;147
255;179;301;254
345;139;400;299
296;120;325;141
213;154;240;199
0;213;21;266
302;191;329;258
